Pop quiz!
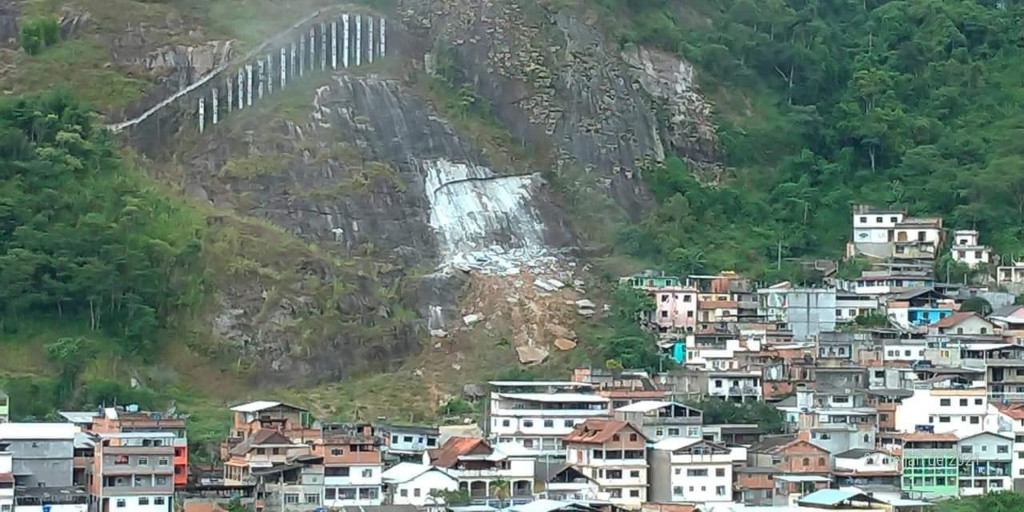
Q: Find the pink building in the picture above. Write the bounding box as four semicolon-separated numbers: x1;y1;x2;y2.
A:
650;285;698;331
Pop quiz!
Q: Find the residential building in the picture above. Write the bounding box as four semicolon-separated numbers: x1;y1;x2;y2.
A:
957;432;1012;496
956;344;1024;402
90;408;187;489
706;371;761;403
649;438;732;504
849;205;905;259
622;273;699;331
222;401;317;458
0;449;12;512
893;217;943;261
846;270;935;296
834;294;879;324
613;401;702;442
990;305;1024;337
757;285;836;341
318;424;384;507
563;420;648;508
951;230;991;268
993;403;1024;491
997;262;1024;286
832;448;899;486
747;433;831;475
886;288;954;330
901;431;959;499
488;381;610;457
381;463;457;506
573;369;668;409
0;423;77;488
0;392;7;424
735;467;779;506
223;429;310;485
896;387;995;436
381;425;439;463
427;437;535;504
541;465;602;501
928;312;998;336
89;432;175;512
14;487;88;512
253;459;325;512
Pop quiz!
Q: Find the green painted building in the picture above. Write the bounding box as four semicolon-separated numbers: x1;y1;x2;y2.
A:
623;274;681;289
901;434;959;498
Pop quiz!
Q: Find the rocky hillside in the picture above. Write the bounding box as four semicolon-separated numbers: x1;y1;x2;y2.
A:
0;0;718;417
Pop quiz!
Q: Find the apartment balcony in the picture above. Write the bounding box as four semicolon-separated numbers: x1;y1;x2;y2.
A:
103;446;175;456
457;468;534;479
988;391;1024;402
101;485;173;496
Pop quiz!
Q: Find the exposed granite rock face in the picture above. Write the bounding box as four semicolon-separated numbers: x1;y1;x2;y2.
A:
0;1;17;49
58;8;92;40
142;40;234;89
622;45;718;168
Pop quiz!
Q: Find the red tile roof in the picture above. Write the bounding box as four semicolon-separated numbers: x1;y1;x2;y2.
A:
427;436;490;468
995;403;1024;420
562;419;643;445
0;473;12;484
900;432;958;442
931;312;982;328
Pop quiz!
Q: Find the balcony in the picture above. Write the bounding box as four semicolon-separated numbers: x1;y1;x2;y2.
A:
101;485;173;496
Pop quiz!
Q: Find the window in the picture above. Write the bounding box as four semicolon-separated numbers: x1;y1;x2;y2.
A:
403;436;414;443
156;476;168;485
630;470;640;478
304;493;320;504
523;420;534;428
687;469;708;477
116;500;126;508
975;398;983;405
331;448;343;456
970;416;980;425
688;427;700;437
716;468;725;477
155;498;165;505
962;446;973;454
656;428;664;437
939;416;950;423
940;399;951;406
607;470;622;479
661;294;669;303
802;458;810;467
400;489;408;497
139;498;149;506
565;420;574;428
714;380;723;388
414;488;421;497
610;489;622;498
158;458;169;466
673;486;684;496
629;433;638;442
544;420;554;428
859;217;867;223
593;449;604;459
502;420;510;427
661;311;668;318
326;467;350;476
362;469;373;478
863;434;870;443
998;445;1009;454
629;490;640;498
326;489;337;499
138;457;148;466
716;486;726;496
687;311;694;318
391;435;399;444
818;457;825;466
284;493;300;504
684;295;692;302
668;428;680;436
427;438;437;447
256;448;265;455
960;399;968;406
359;488;379;500
876;216;883;222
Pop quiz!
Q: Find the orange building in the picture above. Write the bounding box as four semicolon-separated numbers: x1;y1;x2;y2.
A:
90;407;188;489
221;401;317;460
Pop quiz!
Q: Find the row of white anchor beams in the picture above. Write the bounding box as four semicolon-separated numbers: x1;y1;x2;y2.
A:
198;14;385;133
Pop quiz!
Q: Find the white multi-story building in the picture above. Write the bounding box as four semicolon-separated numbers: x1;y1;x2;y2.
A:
958;432;1013;496
707;371;762;403
649;438;733;504
895;387;999;436
993;404;1024;491
488;381;610;457
881;341;927;363
835;293;880;323
427;437;536;503
951;230;992;268
0;450;11;512
850;205;905;258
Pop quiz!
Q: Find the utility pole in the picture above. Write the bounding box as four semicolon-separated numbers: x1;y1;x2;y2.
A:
777;240;783;270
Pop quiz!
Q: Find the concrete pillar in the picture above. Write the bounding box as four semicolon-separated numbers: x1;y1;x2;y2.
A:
355;14;361;66
299;36;306;76
237;70;244;109
321;22;327;70
281;47;288;89
226;76;233;113
290;43;297;79
343;14;350;68
368;16;374;64
266;54;274;95
331;21;338;69
380;18;386;57
243;65;251;107
198;97;205;133
257;60;265;100
212;88;218;125
309;28;315;72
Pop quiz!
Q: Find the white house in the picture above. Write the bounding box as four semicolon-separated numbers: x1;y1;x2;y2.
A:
832;448;900;486
993;404;1024;491
427;437;536;502
649;438;733;504
958;432;1013;496
0;450;11;512
850;205;905;258
381;463;458;506
929;312;998;336
951;230;992;268
707;371;761;403
998;262;1024;285
882;341;927;363
895;387;998;436
488;381;610;456
835;294;880;323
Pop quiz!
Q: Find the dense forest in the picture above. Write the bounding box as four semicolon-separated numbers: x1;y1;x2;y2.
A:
601;0;1024;278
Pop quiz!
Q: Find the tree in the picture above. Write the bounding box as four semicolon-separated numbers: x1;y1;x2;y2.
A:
960;297;993;317
490;478;510;508
428;488;471;506
1014;294;1024;306
44;336;94;401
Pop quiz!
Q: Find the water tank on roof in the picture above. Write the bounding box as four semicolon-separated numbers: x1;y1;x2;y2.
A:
126;404;139;413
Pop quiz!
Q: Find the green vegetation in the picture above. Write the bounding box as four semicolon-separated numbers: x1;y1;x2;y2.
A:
689;397;785;434
0;90;205;352
586;0;1024;276
588;285;668;372
936;492;1024;512
19;15;60;55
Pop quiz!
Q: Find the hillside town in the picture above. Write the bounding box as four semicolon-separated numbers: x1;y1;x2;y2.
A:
2;204;1024;512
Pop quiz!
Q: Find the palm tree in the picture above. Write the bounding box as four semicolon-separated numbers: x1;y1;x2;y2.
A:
490;478;511;509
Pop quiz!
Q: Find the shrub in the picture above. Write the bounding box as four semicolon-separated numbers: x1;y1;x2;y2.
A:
19;16;61;55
